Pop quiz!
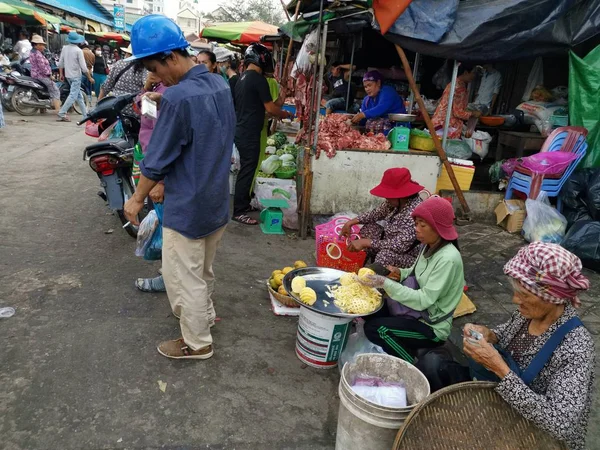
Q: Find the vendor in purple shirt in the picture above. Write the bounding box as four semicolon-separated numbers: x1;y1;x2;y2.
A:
351;70;406;124
340;168;423;270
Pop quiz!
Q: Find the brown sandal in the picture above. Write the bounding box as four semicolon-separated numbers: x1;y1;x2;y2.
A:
232;214;258;225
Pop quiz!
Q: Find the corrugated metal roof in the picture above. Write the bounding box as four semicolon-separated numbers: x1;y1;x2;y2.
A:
34;0;114;26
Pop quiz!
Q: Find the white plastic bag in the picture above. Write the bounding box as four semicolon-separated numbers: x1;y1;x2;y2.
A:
522;191;567;243
251;177;298;229
351;383;407;408
291;29;319;78
135;210;159;257
338;321;385;372
463;131;492;160
231;144;240;173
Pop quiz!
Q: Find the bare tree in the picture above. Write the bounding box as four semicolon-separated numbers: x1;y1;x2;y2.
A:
205;0;287;26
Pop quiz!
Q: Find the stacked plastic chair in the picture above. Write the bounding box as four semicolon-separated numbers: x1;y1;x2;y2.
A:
505;126;588;210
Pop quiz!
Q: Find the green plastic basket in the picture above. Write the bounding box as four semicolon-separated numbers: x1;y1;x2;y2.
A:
274;168;297;179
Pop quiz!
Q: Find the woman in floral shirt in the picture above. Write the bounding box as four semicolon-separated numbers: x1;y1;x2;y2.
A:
341;168;423;269
29;35;60;111
432;64;480;139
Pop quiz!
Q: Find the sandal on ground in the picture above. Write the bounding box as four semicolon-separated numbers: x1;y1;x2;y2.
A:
135;275;166;293
232;214;258;225
56;115;71;122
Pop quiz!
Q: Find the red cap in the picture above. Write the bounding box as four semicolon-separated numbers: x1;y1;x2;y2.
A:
411;196;458;241
370;168;424;199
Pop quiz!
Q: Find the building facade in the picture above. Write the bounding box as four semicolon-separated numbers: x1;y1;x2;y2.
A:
176;7;199;36
144;0;164;14
100;0;144;15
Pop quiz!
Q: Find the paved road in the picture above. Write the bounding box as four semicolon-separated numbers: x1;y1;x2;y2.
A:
0;111;335;450
1;110;599;449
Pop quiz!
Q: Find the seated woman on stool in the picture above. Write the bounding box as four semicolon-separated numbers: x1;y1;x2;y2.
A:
355;196;464;363
341;168;423;270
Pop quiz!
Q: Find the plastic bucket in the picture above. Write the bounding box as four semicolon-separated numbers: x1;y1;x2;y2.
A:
335;353;430;450
296;307;352;369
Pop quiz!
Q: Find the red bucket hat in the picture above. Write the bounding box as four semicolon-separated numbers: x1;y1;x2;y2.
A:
411;196;458;241
370;168;424;199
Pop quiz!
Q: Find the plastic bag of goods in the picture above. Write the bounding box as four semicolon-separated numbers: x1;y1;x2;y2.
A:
561;221;600;272
446;139;473;160
463;131;492;160
231;144;240;172
520;152;578;175
351;376;408;408
144;203;163;261
522;191;568;243
135;210;159;257
338;321;385;372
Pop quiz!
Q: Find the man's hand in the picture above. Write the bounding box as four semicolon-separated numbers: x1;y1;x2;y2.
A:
149;183;164;203
348;238;371;252
351;112;365;124
144;92;163;109
124;194;145;226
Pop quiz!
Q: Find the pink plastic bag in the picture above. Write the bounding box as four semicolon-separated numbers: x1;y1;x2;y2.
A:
501;158;520;177
521;152;578;175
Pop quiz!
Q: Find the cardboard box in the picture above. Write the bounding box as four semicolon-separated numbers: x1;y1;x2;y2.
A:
495;199;526;233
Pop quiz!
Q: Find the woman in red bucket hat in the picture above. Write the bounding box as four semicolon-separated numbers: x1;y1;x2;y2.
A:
354;196;465;364
340;168;424;269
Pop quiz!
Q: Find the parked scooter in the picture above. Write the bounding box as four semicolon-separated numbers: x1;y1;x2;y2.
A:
0;71;18;112
78;94;145;238
10;76;90;116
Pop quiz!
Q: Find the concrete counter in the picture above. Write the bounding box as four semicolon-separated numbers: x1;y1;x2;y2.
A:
310;149;441;215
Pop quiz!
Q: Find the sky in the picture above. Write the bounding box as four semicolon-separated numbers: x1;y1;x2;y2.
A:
164;0;223;19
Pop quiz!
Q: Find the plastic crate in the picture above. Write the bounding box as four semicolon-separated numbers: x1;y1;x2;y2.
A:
315;217;366;273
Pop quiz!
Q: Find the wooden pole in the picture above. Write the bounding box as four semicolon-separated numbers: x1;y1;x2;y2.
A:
298;146;313;239
281;0;302;85
279;0;291;21
394;44;471;217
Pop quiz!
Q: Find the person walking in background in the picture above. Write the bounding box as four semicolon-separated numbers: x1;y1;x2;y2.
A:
124;15;235;360
92;46;108;99
81;41;95;105
197;50;218;74
12;30;31;61
29;35;61;112
98;45;147;117
232;44;292;225
57;32;93;122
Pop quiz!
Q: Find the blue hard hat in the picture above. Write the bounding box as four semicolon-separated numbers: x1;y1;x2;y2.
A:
127;14;189;60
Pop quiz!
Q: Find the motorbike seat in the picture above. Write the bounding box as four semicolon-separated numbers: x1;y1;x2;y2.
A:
85;139;131;156
16;75;48;90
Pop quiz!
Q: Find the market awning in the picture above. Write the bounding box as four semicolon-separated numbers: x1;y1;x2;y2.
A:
0;0;62;26
86;31;130;42
0;2;18;14
381;0;600;61
201;21;279;45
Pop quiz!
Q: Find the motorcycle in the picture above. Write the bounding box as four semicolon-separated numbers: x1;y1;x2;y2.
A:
10;76;90;116
78;93;145;238
0;71;18;112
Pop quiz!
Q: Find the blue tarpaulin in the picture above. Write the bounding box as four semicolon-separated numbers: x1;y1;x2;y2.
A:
35;0;114;26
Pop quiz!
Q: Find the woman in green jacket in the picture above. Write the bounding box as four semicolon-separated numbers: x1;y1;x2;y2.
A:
357;196;464;363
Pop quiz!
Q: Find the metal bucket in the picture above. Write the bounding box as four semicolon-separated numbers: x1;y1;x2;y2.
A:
295;307;352;369
336;353;430;450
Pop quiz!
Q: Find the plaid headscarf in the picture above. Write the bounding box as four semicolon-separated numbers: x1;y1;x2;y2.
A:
504;242;590;307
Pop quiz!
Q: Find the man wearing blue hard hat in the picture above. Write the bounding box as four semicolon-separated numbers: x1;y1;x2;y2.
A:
57;31;94;121
123;15;236;361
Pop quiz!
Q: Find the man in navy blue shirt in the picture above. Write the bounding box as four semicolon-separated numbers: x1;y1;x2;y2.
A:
124;15;235;360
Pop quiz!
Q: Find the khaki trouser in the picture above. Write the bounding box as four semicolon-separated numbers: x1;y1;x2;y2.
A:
162;226;226;351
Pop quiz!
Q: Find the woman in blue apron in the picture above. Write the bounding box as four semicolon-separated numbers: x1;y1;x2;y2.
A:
419;242;594;450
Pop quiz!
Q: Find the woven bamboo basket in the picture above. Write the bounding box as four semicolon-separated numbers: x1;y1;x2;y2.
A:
267;282;299;308
393;381;567;450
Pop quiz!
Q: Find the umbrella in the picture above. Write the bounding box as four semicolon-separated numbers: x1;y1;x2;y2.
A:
201;21;279;45
0;2;19;14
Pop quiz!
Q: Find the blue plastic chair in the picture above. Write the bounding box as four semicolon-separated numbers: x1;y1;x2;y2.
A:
505;127;588;210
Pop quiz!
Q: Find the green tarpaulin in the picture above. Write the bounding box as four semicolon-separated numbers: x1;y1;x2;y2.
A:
569;46;600;168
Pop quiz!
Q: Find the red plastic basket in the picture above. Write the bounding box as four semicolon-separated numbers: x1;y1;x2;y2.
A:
315;217;366;273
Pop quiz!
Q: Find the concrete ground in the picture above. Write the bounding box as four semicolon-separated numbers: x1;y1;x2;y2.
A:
1;111;599;449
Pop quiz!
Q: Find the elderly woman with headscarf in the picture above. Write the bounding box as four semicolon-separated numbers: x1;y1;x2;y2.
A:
419;242;595;450
351;70;406;124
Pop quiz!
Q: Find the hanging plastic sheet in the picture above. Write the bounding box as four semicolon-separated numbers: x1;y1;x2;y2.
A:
383;0;600;62
569;46;600;168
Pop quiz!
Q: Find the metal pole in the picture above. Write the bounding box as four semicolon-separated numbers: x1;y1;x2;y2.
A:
345;35;355;112
407;52;420;114
305;0;325;146
442;60;459;149
312;21;328;149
